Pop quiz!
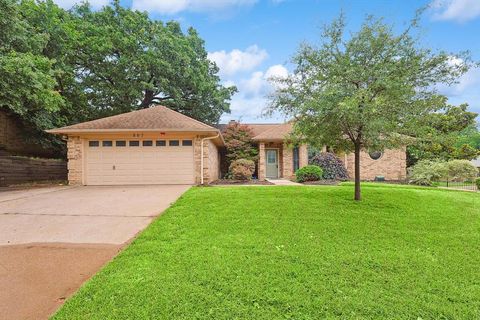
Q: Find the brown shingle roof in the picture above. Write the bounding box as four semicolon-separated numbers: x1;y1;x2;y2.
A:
48;105;217;133
251;123;293;141
217;122;293;141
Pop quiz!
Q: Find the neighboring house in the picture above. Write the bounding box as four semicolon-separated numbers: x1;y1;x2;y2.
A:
48;105;407;186
472;157;480;175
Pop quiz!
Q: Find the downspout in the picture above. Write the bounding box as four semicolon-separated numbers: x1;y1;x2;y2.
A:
200;133;220;185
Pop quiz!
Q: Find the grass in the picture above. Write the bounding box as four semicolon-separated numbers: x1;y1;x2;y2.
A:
52;184;480;319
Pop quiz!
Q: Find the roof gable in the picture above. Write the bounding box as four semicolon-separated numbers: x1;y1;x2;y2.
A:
48;105;216;133
218;122;293;141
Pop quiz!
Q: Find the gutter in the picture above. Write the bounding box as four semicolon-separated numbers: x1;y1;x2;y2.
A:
200;133;220;185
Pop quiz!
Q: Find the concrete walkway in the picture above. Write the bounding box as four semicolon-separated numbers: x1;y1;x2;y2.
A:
266;179;303;186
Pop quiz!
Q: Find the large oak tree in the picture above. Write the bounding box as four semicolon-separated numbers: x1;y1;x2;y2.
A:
268;13;473;200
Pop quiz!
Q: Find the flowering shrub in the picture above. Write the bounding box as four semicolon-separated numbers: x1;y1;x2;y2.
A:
296;165;323;182
408;160;448;186
229;159;255;180
309;152;349;180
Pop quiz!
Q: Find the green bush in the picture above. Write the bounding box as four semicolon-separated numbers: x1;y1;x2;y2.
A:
296;165;323;182
229;159;255;180
475;177;480;189
409;160;448;186
309;152;349;180
445;160;478;182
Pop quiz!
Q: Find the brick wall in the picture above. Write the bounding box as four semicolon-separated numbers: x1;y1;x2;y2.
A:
194;136;220;184
0;155;67;186
66;136;83;185
344;147;407;181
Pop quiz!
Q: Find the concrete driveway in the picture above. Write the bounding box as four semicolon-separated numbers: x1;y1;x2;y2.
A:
0;185;190;320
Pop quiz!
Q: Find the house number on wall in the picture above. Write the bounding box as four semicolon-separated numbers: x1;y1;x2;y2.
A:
132;133;144;138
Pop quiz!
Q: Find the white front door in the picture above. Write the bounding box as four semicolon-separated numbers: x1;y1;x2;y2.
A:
265;149;278;178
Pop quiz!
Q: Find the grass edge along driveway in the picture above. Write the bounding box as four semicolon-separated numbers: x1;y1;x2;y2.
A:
52;184;480;319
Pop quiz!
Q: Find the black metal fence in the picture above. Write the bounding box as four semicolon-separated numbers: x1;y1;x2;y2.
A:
436;180;478;191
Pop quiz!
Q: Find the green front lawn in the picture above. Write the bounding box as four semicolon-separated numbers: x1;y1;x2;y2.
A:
53;185;480;319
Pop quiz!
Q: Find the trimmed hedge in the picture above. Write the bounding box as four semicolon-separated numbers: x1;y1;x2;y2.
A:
296;165;323;183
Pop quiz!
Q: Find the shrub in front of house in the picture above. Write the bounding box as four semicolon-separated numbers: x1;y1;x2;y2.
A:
296;165;323;183
309;152;349;180
229;159;255;180
476;177;480;189
409;160;448;186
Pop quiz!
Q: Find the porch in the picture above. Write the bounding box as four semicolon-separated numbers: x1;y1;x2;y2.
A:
258;142;308;181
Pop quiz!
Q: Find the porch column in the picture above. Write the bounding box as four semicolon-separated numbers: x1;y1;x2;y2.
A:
258;142;266;180
283;143;293;179
299;144;308;168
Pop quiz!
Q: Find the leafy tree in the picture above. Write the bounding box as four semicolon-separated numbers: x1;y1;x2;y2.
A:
0;0;65;152
407;104;478;165
456;124;480;150
223;121;258;166
69;1;236;123
268;12;472;200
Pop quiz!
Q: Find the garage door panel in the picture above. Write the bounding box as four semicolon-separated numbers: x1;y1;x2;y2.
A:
86;143;194;185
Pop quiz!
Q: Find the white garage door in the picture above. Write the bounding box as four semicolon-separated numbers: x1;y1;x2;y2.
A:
85;139;195;185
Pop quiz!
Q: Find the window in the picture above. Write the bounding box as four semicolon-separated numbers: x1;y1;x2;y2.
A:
293;146;300;172
89;141;99;147
369;151;383;160
266;150;277;164
102;141;113;147
129;140;140;147
156;140;166;147
169;140;180;146
142;140;153;147
116;140;126;147
182;140;193;146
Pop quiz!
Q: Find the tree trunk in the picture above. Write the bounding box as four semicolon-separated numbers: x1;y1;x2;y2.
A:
354;143;361;201
139;89;154;109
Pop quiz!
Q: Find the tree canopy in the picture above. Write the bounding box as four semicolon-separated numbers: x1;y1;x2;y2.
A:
268;12;474;200
407;104;479;165
0;0;235;155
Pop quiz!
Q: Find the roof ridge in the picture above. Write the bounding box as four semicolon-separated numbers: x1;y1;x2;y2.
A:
156;105;215;130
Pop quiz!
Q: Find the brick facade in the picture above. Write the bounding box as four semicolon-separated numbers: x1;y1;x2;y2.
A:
343;147;407;181
258;142;266;180
258;142;308;180
194;136;220;184
66;136;83;185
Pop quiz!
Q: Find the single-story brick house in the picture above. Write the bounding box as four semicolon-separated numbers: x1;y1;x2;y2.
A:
48;105;406;185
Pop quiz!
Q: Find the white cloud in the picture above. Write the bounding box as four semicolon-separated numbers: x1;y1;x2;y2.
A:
132;0;257;14
431;0;480;23
52;0;109;9
221;64;289;122
208;45;268;77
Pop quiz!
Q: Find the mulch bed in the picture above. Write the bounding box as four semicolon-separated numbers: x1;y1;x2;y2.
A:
302;180;340;185
210;179;274;185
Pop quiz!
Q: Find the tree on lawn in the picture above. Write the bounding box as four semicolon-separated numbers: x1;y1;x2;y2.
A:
223;121;258;167
268;12;472;200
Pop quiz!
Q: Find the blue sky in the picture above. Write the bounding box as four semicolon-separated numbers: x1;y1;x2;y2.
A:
56;0;480;123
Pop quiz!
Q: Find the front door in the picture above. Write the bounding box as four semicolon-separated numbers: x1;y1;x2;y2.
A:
265;149;278;178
